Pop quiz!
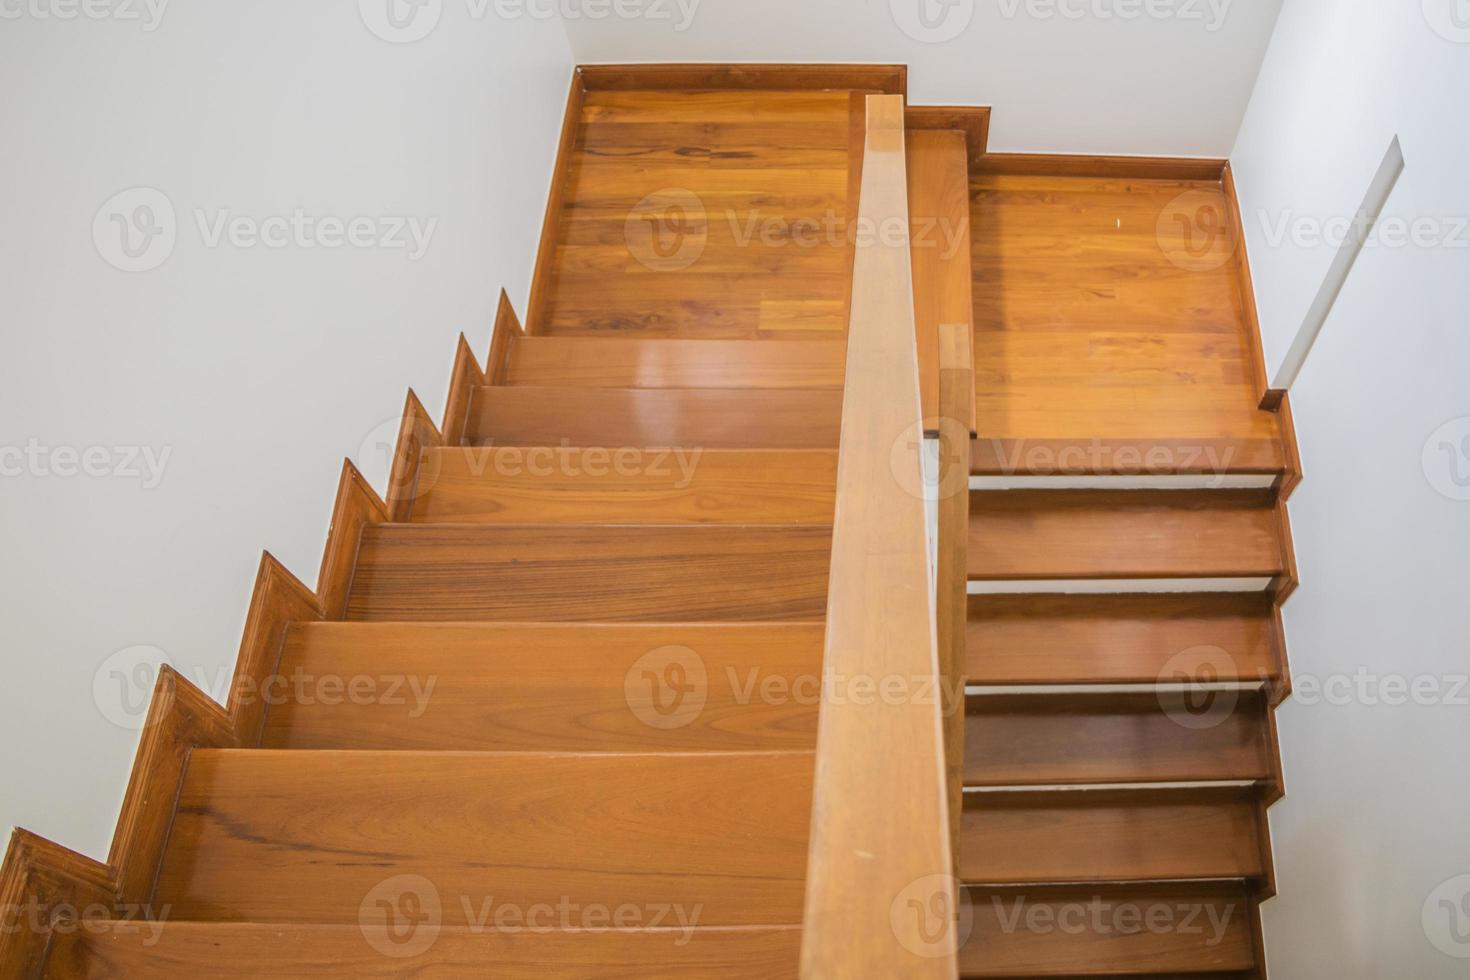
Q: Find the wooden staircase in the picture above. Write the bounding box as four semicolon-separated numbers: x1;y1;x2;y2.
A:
2;66;1301;980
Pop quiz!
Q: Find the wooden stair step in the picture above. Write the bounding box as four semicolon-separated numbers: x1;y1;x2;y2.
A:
960;883;1258;977
967;594;1282;687
407;447;836;525
968;490;1288;586
47;923;801;978
971;434;1286;479
960;787;1265;885
346;524;831;623
463;386;841;448
965;691;1272;787
505;336;845;389
155;750;812;926
261;622;822;752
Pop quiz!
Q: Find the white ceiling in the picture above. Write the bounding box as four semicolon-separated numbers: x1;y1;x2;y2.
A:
557;0;1285;156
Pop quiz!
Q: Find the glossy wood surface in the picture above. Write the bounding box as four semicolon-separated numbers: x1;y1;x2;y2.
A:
937;322;973;872
408;447;836;525
961;788;1264;884
535;90;860;338
347;524;832;623
968;490;1286;581
961;884;1257;976
970;172;1286;476
578;63;905;94
505;337;846;388
48;924;804;980
464;386;842;449
967;593;1282;686
965;691;1270;786
262;622;822;752
799;95;956;979
155;750;813;926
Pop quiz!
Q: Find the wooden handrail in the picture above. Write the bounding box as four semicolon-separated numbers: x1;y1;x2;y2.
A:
799;94;959;978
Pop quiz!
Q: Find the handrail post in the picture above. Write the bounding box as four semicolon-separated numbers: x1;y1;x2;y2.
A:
936;321;974;878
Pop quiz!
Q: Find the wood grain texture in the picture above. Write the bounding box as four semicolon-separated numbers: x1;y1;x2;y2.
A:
577;63;906;94
908;130;976;429
965;691;1271;787
525;70;585;334
905;105;990;165
383;389;442;523
465;386;842;449
799;95;957;979
961;884;1257;976
968;490;1286;582
961;788;1265;885
410;447;836;525
261;622;823;752
505;337;845;388
154;750;813;926
226;552;323;745
108;667;238;906
967;593;1283;686
536;89;860;338
347;524;832;623
970;172;1287;476
315;460;388;618
47;924;803;979
486;288;524;385
973;153;1226;180
441;334;486;444
0;830;116;979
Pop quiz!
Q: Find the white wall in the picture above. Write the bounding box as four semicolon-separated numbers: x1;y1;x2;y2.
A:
1231;1;1470;975
558;0;1283;155
0;2;572;859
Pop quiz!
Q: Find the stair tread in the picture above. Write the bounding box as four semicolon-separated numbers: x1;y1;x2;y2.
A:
967;594;1281;686
46;922;802;979
960;883;1258;977
262;622;822;752
464;386;841;449
960;787;1264;885
972;434;1286;478
408;447;836;525
965;691;1271;787
969;490;1286;582
346;523;831;623
506;336;845;389
155;750;812;927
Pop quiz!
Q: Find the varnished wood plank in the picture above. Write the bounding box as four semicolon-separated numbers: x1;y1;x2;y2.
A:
383;389;442;522
577;64;906;95
506;337;845;388
908;130;975;428
961;884;1257;976
937;323;973;875
315;460;387;618
799;95;956;979
973;153;1226;180
410;448;836;525
967;593;1282;686
464;386;842;449
906;105;991;164
48;923;803;979
440;333;486;445
155;750;813;926
0;831;116;979
525;71;585;334
347;524;831;623
961;788;1265;885
965;691;1271;787
968;490;1286;581
261;622;823;752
